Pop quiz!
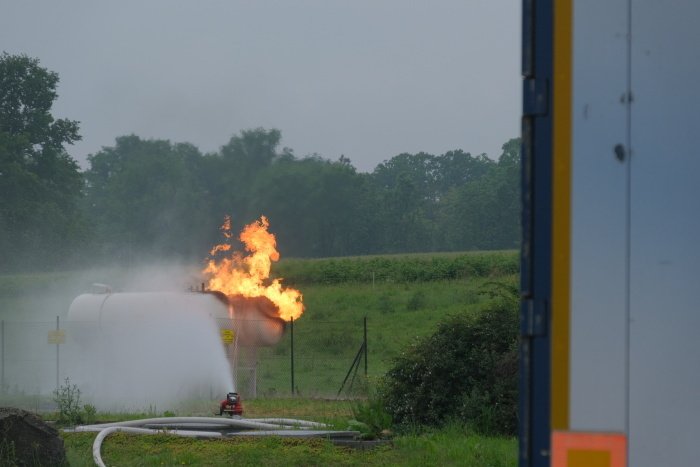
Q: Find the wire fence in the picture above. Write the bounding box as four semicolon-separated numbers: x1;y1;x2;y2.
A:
0;316;370;407
241;317;368;399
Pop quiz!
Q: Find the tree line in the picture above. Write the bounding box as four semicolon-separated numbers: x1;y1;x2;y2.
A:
0;53;519;272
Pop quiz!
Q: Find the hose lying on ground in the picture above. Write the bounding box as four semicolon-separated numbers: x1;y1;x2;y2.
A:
74;417;330;467
85;427;222;467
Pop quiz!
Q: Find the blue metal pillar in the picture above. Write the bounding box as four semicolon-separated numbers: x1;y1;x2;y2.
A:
520;0;552;466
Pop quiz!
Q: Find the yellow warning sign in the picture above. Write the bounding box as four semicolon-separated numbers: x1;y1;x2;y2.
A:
48;330;65;345
220;329;235;344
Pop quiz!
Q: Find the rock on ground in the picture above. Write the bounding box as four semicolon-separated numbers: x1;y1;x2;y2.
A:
0;407;66;466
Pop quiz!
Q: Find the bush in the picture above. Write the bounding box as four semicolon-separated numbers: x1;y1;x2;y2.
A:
350;392;393;440
82;404;97;425
380;291;518;435
53;377;83;425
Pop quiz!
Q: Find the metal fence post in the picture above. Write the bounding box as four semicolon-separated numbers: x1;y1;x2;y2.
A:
363;316;368;376
56;316;60;391
1;320;4;393
290;317;295;396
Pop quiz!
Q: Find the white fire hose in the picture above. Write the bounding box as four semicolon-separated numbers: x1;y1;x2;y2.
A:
74;417;330;467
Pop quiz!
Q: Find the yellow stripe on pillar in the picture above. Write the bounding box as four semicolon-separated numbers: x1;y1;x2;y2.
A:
551;0;573;431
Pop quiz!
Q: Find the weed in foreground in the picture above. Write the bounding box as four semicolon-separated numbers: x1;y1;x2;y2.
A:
53;377;83;426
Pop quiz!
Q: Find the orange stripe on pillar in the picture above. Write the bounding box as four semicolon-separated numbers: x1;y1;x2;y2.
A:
552;431;627;467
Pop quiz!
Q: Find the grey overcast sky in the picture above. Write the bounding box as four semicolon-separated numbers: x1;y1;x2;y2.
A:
0;0;521;172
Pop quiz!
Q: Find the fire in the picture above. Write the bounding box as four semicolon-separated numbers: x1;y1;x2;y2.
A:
202;216;304;321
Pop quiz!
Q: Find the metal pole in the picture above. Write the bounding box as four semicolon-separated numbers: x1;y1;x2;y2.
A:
1;320;4;393
337;344;364;397
56;316;59;391
363;316;368;376
232;330;239;392
250;347;258;399
290;317;295;395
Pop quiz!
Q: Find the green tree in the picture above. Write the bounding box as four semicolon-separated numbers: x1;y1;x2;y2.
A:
0;53;84;270
371;153;439;252
437;138;520;250
205;128;289;230
490;138;521;248
84;135;213;262
248;155;377;257
433;150;495;197
372;152;437;200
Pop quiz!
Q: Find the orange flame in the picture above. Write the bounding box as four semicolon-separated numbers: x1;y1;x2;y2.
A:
202;216;304;321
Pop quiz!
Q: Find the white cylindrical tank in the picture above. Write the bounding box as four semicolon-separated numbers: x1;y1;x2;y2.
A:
66;290;287;401
67;291;286;347
68;292;230;325
65;291;238;407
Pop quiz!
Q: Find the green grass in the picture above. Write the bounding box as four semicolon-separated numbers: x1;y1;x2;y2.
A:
63;429;517;466
387;425;516;467
251;276;518;397
61;401;517;467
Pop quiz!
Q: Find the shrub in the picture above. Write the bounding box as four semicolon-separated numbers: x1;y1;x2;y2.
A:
380;291;518;435
53;377;83;425
82;404;97;425
350;392;393;440
0;429;16;466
